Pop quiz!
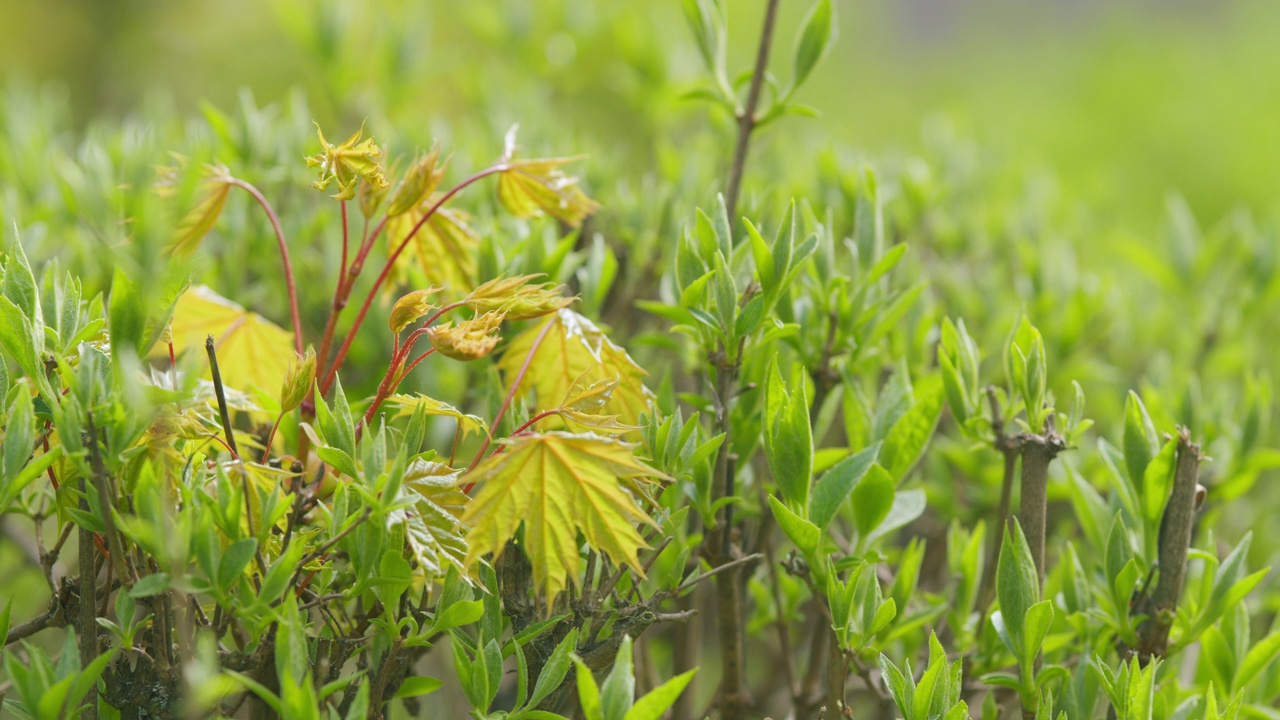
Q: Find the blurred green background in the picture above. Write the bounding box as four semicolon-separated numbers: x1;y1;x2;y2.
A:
3;0;1279;233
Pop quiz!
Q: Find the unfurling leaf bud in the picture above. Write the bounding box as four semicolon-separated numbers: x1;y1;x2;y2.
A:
389;288;443;335
387;144;446;217
305;122;389;201
280;347;317;412
464;274;574;321
427;312;504;361
358;171;389;219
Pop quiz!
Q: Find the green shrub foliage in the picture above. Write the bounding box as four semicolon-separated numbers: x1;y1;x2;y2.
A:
1;3;1279;720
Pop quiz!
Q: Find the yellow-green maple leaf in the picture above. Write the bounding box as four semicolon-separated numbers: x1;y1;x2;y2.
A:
461;431;662;605
384;394;489;438
167;163;235;256
497;309;653;425
391;459;469;578
385;201;478;294
162;285;294;396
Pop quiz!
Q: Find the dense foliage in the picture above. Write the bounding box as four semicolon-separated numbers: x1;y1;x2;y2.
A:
3;2;1280;720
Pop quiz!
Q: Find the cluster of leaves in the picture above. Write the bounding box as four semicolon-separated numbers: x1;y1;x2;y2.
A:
3;1;1280;719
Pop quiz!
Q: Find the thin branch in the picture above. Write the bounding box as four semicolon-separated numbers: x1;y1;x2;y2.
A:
205;336;241;461
978;385;1019;613
76;474;99;719
230;179;304;355
465;317;558;477
673;553;763;596
724;0;782;221
206;336;267;581
293;507;374;588
319;166;507;395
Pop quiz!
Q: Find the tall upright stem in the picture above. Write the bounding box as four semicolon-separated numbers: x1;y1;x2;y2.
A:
231;180;303;355
1136;428;1202;660
1017;431;1063;583
76;476;99;720
724;0;782;221
708;350;749;719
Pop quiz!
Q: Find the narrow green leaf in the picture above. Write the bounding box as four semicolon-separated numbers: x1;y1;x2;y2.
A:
768;495;820;558
625;668;698;720
851;463;895;539
809;442;880;531
392;676;443;699
217;538;258;589
792;0;836;90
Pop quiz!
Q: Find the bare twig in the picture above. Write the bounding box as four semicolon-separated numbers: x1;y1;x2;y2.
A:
724;0;782;221
673;553;764;596
206;336;267;582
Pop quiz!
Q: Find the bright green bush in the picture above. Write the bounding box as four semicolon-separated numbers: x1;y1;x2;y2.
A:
3;2;1280;720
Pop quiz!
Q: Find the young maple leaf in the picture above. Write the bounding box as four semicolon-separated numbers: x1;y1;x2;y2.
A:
305;122;390;201
384;394;489;438
385;201;479;293
388;287;443;335
390;459;470;578
386;144;447;217
426;311;504;361
163;162;235;256
496;125;600;227
162;285;294;397
464;274;575;321
498;309;654;425
461;432;664;606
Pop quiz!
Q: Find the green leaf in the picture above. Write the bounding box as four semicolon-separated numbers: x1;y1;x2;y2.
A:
3;241;38;319
1023;600;1054;660
711;251;737;338
392;676;443;699
851;463;895;539
863;487;926;548
128;573;172;598
600;636;636;720
315;375;356;459
764;355;813;512
1233;630;1280;693
0;600;9;647
1141;437;1177;527
768;495;820;558
809;442;880;531
432;599;484;634
528;629;578;710
996;520;1040;659
107;268;147;357
1123;391;1158;485
625;669;698;720
217;538;258;589
575;654;602;720
3;385;34;486
792;0;837;90
1201;626;1235;697
0;296;44;391
880;377;944;482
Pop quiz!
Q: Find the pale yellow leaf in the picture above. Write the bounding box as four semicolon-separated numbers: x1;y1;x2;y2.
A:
162;285;295;396
461;431;663;606
497;310;653;425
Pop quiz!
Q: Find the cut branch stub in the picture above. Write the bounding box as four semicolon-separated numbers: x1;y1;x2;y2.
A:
1136;427;1203;660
